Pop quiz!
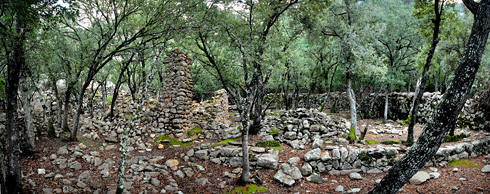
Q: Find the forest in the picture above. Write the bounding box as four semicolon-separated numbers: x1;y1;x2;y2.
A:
1;0;490;193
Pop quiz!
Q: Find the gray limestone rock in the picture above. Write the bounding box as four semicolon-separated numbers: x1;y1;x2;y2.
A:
349;172;363;180
304;148;321;161
273;164;303;187
78;170;91;182
257;154;279;169
301;163;312;176
321;151;331;161
306;173;326;184
195;150;208;160
312;139;324;149
409;171;430;185
151;178;161;187
195;178;209;186
334;185;344;192
481;165;490;173
332;148;341;160
68;161;82;171
57;146;69;155
429;172;440;179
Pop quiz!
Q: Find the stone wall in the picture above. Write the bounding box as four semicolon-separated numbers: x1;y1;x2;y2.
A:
161;50;194;139
264;92;488;130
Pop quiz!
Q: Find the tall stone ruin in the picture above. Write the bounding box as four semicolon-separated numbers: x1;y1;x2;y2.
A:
161;49;194;139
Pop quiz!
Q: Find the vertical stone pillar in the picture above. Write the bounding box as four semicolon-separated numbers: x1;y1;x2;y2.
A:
162;49;194;138
212;89;229;124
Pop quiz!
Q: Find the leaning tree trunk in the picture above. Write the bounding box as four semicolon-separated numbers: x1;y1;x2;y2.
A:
20;77;35;155
236;91;251;186
407;0;443;144
70;81;90;141
369;1;490;192
346;72;358;137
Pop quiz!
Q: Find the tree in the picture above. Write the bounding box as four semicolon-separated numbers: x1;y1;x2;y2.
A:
369;0;490;193
193;0;298;184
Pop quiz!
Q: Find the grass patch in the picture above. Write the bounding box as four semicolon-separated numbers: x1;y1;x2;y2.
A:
256;140;280;148
214;138;237;146
187;127;203;137
269;129;279;135
154;136;193;146
227;184;267;193
444;133;469;142
364;139;378;145
381;139;404;145
448;159;481;168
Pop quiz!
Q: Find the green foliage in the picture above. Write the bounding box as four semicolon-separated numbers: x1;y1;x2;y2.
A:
381;140;404;145
154;136;193;146
227;184;267;194
364;139;378;145
345;127;356;141
48;121;56;138
237;125;242;130
400;115;411;126
214;138;237;146
204;100;216;106
269;129;279;135
187;127;203;137
444;133;469;143
329;108;335;114
256;140;281;148
105;95;113;103
448;159;480;168
125;113;132;118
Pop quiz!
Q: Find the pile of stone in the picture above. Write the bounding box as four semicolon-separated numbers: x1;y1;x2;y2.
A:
260;108;350;149
429;137;490;166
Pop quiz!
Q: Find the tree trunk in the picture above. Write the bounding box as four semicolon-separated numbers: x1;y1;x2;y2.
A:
407;0;443;144
70;81;90;141
383;86;390;123
367;86;383;119
5;11;25;194
346;72;358;137
408;70;414;93
20;77;35;155
237;93;251;186
62;84;72;132
52;80;62;129
369;1;490;192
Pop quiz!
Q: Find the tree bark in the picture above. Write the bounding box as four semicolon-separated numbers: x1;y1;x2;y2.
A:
383;86;390;123
20;77;35;155
62;84;72;132
52;80;62;129
407;0;443;144
369;1;490;192
346;72;358;137
70;80;91;141
5;9;25;193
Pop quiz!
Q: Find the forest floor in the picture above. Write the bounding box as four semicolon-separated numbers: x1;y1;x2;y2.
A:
21;112;490;194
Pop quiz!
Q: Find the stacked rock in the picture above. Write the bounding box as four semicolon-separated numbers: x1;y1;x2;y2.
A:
161;49;194;139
